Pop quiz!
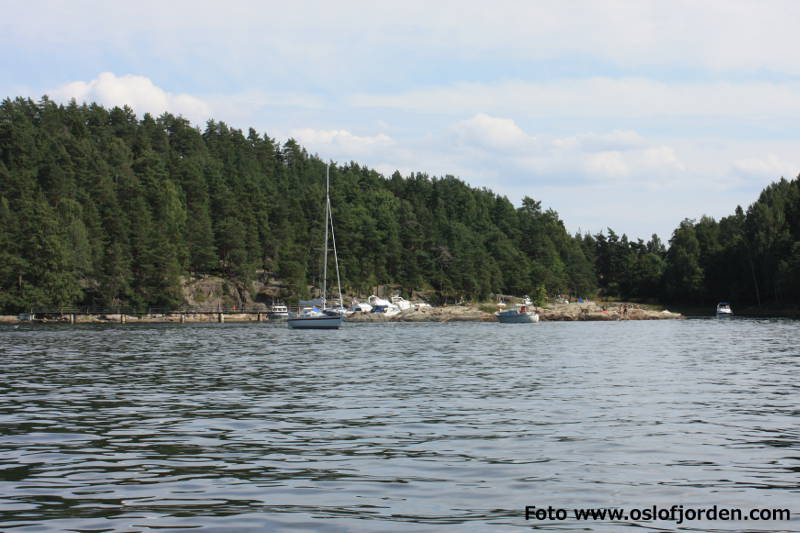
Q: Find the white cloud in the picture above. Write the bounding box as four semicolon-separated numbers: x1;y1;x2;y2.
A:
352;78;800;120
208;90;324;113
289;128;394;158
48;72;211;124
451;114;536;152
443;115;685;187
586;152;630;178
732;154;795;179
554;130;646;152
444;117;683;186
8;2;800;76
642;146;673;166
580;146;685;187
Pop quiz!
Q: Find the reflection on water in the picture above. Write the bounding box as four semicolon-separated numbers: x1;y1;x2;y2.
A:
1;319;798;532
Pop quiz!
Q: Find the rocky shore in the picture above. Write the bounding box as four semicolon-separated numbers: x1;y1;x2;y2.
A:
539;302;683;321
346;302;683;322
0;302;682;325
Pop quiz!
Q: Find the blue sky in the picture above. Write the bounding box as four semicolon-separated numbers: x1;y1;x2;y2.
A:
3;1;799;240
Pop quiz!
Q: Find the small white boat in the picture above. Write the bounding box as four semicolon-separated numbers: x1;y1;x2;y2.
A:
390;295;411;311
496;304;539;324
268;303;289;321
368;295;390;307
716;302;733;317
371;303;401;316
350;299;373;313
368;295;401;316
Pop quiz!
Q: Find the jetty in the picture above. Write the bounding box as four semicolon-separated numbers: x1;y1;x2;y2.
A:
0;306;273;325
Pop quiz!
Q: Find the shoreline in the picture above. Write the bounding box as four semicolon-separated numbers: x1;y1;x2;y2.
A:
0;303;684;325
346;302;683;322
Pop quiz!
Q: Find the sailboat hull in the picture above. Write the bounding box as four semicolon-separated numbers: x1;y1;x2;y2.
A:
287;315;344;329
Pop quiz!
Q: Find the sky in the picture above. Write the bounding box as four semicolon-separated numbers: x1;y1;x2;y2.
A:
3;0;800;241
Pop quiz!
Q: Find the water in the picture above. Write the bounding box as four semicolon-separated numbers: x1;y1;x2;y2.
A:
0;319;798;532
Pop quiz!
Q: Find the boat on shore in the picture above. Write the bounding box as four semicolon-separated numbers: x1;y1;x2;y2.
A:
368;295;401;316
350;299;373;313
496;304;539;324
716;302;733;317
391;295;411;311
288;166;345;330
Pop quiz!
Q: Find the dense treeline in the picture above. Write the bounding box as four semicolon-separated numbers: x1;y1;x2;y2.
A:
584;178;800;307
2;97;798;313
0;97;595;312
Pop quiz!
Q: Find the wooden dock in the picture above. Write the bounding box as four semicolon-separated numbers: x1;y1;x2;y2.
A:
10;307;280;324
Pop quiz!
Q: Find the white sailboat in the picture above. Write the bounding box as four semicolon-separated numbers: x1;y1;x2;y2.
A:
288;165;345;329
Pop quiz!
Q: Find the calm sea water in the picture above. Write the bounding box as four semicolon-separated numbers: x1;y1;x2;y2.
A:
1;319;798;532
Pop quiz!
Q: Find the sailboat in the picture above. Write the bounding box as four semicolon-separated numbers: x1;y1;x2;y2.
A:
287;165;345;329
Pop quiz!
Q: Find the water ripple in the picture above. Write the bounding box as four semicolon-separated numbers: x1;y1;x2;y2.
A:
1;320;799;531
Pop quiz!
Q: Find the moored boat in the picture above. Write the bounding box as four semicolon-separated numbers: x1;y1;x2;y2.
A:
716;302;733;317
288;165;345;330
496;304;539;324
287;307;344;329
268;303;289;321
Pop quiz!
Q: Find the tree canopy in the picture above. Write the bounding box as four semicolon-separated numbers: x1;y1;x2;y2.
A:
0;97;596;311
1;97;798;312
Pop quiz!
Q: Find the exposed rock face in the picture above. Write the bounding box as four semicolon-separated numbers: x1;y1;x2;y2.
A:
181;276;267;310
538;302;682;321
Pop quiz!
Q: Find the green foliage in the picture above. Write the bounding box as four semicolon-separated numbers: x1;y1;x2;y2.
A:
533;284;547;307
663;220;705;301
11;97;799;312
585;176;800;306
0;97;600;311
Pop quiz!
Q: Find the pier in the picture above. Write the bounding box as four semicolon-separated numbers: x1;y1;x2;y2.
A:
9;306;274;324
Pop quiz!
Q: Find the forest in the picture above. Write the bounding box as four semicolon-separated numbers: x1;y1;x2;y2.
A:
1;97;799;313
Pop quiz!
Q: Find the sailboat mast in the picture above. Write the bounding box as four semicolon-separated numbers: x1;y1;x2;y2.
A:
322;164;330;310
329;196;344;309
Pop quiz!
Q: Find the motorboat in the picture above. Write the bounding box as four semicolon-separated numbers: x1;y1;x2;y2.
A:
716;302;733;317
350;299;373;313
371;304;401;316
368;295;401;316
390;295;411;311
496;304;539;324
368;295;390;307
268;303;289;321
